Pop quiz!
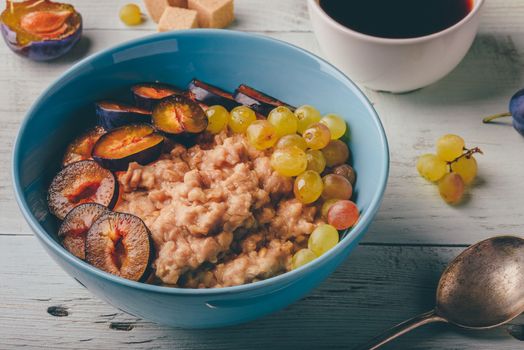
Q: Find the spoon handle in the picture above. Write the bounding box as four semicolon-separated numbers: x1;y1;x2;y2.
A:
354;309;446;350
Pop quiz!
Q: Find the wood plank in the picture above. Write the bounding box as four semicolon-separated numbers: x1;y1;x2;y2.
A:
0;235;522;349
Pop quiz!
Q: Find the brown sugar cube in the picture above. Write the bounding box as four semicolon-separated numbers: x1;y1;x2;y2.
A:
157;7;199;31
188;0;234;28
143;0;170;23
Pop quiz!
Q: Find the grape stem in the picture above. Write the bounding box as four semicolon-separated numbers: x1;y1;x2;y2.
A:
483;112;511;123
447;147;483;172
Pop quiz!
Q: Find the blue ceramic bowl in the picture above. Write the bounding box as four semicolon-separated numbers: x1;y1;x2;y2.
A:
12;30;389;328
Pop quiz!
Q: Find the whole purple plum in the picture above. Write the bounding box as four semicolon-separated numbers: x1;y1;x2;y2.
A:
0;0;82;61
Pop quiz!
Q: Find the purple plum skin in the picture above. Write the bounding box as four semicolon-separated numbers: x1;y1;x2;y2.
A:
509;88;524;136
96;103;151;131
0;18;82;61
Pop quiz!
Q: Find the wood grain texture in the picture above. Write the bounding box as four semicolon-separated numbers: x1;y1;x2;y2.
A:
0;235;522;350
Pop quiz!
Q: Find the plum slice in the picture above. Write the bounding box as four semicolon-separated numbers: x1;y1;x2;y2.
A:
92;124;164;171
86;212;151;282
152;95;208;134
234;84;295;116
96;101;151;131
58;203;108;260
48;160;118;220
187;79;240;110
0;0;82;61
131;83;184;111
62;125;106;167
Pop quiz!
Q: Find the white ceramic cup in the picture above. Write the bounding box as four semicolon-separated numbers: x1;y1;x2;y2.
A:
308;0;485;93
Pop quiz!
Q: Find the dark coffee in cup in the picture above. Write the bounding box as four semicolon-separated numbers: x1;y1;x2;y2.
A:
319;0;473;39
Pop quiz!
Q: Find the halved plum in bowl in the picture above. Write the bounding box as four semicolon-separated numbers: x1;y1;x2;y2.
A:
131;83;184;111
58;203;108;260
0;0;82;61
86;212;152;282
152;95;208;134
48;160;118;220
62;126;106;167
92;124;164;171
96;101;151;131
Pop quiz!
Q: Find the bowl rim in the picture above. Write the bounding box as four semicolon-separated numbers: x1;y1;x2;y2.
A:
308;0;485;45
12;29;389;296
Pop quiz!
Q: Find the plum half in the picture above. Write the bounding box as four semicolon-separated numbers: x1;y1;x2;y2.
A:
187;79;240;110
0;0;82;61
62;126;106;167
92;124;164;171
58;203;108;260
152;95;208;134
234;84;295;116
86;212;152;282
96;101;151;131
48;160;118;220
131;83;184;111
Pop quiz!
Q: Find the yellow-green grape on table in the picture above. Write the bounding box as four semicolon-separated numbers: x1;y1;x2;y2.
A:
291;248;317;269
275;134;308;151
417;153;447;182
322;140;350;167
451;156;477;185
267;106;298;137
303;123;331;150
306;149;326;173
308;224;339;256
246;120;278;150
320;114;347;140
436;134;465;161
321;198;339;219
294;170;323;204
270;146;307;177
438;173;465;204
322;174;352;200
119;4;142;26
229;106;256;133
295;105;321;134
205;105;229;134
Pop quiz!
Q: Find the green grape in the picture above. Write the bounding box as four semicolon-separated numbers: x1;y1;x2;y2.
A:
436;134;465;162
246;120;278;150
327;200;359;230
322;174;352;200
270;146;307;177
321;199;339;219
320;114;347;140
333;164;356;186
438;173;465;205
275;134;308;151
295;105;321;134
303;123;331;150
267;106;298;137
229;106;256;133
306;149;326;173
417;153;447;182
119;4;142;26
294;170;323;204
308;224;339;256
321;140;350;167
206;105;229;134
291;248;317;269
451;156;477;185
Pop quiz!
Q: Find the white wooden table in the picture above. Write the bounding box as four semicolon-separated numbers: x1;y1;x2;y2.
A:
1;1;523;349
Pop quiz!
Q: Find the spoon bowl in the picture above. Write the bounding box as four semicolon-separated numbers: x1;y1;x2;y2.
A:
357;235;524;350
437;236;524;329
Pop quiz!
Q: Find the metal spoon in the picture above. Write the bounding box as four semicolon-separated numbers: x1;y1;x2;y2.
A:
355;235;524;350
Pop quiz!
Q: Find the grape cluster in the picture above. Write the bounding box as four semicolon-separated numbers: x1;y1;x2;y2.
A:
204;103;360;269
417;134;482;204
